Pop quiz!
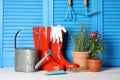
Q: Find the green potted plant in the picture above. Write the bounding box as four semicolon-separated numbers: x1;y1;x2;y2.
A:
87;31;104;72
69;21;90;70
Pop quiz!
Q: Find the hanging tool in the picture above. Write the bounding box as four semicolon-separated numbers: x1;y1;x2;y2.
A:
64;0;76;21
84;0;97;16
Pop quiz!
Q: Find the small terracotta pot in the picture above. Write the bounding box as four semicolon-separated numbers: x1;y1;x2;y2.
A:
87;58;103;72
72;51;90;70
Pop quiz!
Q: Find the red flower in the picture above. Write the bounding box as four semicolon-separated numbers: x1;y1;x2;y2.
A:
90;32;96;37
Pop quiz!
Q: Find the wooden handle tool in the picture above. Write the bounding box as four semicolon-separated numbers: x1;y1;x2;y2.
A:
68;0;72;5
84;0;87;6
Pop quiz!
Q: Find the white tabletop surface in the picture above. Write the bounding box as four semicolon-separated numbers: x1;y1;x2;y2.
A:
0;68;120;80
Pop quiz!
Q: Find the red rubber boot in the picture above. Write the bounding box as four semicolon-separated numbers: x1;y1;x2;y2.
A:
32;27;39;49
32;27;40;62
33;27;65;71
51;34;79;70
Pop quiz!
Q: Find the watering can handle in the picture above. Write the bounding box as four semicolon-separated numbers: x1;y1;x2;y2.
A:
14;30;21;49
84;0;87;6
68;0;71;5
14;29;40;49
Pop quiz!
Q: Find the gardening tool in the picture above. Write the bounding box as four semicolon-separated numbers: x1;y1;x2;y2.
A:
45;70;67;75
64;0;76;21
14;29;53;72
45;69;72;75
84;0;97;16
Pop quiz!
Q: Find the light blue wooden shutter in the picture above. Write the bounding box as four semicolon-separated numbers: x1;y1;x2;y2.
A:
0;0;3;67
102;0;120;67
3;0;42;67
53;0;97;62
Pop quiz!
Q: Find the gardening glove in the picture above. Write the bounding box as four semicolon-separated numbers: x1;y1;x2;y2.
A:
50;26;57;43
50;25;66;43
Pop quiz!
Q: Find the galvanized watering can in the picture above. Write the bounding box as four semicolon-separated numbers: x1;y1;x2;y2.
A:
14;29;53;72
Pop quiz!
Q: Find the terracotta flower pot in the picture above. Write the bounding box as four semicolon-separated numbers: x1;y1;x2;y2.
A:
72;51;90;70
87;58;103;72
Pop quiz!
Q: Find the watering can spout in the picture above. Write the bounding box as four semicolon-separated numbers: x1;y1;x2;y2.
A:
35;49;53;70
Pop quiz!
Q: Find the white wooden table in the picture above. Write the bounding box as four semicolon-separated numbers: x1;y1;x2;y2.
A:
0;68;120;80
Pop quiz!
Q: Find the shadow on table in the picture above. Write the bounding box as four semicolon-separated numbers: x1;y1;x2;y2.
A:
100;67;112;72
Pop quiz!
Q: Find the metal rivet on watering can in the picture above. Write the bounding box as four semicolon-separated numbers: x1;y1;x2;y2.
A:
14;29;53;72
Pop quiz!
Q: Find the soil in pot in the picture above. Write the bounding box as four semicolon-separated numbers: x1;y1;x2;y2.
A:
87;58;103;72
72;51;90;70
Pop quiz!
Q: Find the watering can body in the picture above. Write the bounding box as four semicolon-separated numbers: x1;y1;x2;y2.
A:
14;29;53;72
15;48;38;72
14;30;40;72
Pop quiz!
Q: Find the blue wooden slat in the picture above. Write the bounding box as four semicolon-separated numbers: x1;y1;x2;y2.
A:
0;0;3;68
4;13;42;16
4;19;41;23
4;23;41;26
3;26;40;29
103;52;120;58
104;33;120;36
103;59;120;67
104;15;120;19
3;59;14;67
4;0;41;1
3;52;14;59
4;2;42;5
4;9;42;12
43;0;49;25
48;0;53;26
4;5;42;8
4;15;42;19
92;0;97;30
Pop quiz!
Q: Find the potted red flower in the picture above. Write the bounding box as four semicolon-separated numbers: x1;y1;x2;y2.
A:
87;31;104;72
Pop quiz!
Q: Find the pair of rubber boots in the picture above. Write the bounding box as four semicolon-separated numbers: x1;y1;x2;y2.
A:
33;27;79;71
